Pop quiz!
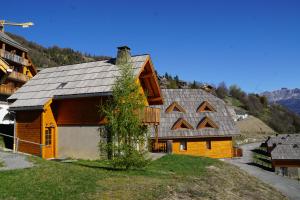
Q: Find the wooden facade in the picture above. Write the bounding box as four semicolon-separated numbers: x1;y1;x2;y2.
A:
11;48;163;159
0;32;36;97
153;137;233;158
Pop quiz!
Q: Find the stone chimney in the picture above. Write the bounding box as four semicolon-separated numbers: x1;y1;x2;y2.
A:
116;46;131;65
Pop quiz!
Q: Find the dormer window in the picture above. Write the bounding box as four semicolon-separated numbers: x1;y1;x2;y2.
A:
171;118;193;130
197;101;216;112
165;102;186;113
57;82;67;89
197;116;218;129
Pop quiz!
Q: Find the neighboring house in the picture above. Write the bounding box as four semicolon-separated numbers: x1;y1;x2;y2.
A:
0;31;36;124
8;46;163;159
228;108;248;122
150;89;239;158
234;109;248;121
262;134;300;179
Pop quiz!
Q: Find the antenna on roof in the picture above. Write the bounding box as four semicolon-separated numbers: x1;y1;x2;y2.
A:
0;20;34;32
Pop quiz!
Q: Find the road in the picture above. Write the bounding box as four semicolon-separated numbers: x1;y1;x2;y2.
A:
225;143;300;200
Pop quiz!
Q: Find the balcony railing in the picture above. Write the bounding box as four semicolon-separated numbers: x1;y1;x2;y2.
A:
141;107;160;125
0;49;29;66
7;71;30;83
0;85;17;95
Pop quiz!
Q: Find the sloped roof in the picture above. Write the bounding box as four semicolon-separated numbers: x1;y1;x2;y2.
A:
266;134;300;148
8;55;149;110
271;144;300;160
0;32;28;52
150;89;239;139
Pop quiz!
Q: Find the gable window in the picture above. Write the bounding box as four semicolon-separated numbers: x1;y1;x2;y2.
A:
165;102;186;113
171;118;194;130
197;117;219;129
206;141;212;150
180;140;187;151
197;101;216;113
45;128;52;146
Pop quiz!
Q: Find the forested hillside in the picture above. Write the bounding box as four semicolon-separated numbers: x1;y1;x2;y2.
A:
7;32;110;68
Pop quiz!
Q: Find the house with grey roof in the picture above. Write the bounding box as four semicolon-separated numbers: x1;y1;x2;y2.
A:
262;134;300;179
8;46;163;159
150;89;239;158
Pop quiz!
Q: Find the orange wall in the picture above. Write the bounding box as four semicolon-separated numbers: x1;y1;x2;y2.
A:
53;97;107;125
171;137;233;158
42;104;58;158
16;110;42;156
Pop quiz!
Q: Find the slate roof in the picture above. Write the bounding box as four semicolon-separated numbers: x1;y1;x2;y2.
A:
150;89;239;139
266;134;300;148
0;32;28;52
271;144;300;160
8;55;149;110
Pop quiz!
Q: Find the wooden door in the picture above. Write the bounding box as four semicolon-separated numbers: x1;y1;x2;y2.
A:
44;127;55;159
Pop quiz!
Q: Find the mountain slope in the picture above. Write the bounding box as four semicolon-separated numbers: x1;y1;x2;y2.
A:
262;88;300;115
7;32;110;68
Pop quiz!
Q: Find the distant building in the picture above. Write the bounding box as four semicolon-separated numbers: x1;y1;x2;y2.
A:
0;31;37;124
150;89;240;158
262;134;300;179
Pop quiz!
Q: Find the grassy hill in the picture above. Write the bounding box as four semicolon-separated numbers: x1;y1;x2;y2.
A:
7;32;110;68
0;155;286;200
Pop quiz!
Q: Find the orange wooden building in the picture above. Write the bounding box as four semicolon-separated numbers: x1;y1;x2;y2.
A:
0;31;36;99
8;46;163;159
151;89;239;158
0;31;36;126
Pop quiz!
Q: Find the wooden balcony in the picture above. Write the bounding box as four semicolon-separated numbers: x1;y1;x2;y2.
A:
0;49;29;66
7;71;30;83
0;85;17;95
141;107;160;125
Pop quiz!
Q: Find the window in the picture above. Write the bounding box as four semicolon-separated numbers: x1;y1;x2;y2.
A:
197;101;216;113
165;102;186;113
180;140;187;151
197;117;219;129
45;128;52;146
171;118;194;130
206;141;212;150
57;82;68;89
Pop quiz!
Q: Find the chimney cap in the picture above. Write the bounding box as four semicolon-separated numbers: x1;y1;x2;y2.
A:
117;46;131;50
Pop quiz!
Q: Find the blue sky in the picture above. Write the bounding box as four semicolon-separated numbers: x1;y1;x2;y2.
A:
2;0;300;93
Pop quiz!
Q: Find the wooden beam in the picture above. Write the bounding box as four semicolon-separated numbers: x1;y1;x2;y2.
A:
141;73;153;79
149;97;162;102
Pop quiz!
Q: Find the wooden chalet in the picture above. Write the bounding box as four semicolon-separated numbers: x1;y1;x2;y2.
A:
8;46;163;159
0;31;36;125
151;89;239;158
263;134;300;179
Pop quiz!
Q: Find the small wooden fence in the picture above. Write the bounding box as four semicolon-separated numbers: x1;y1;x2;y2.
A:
151;141;167;153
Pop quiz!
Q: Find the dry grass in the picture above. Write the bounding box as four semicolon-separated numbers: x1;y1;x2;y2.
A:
235;115;276;145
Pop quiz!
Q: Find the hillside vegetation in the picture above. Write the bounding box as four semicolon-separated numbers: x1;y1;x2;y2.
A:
0;155;286;200
7;32;110;68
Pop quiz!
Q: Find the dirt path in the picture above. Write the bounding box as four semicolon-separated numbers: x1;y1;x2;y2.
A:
0;150;33;171
225;143;300;200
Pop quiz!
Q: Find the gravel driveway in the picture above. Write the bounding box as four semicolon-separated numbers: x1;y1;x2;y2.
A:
225;143;300;200
0;150;33;171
